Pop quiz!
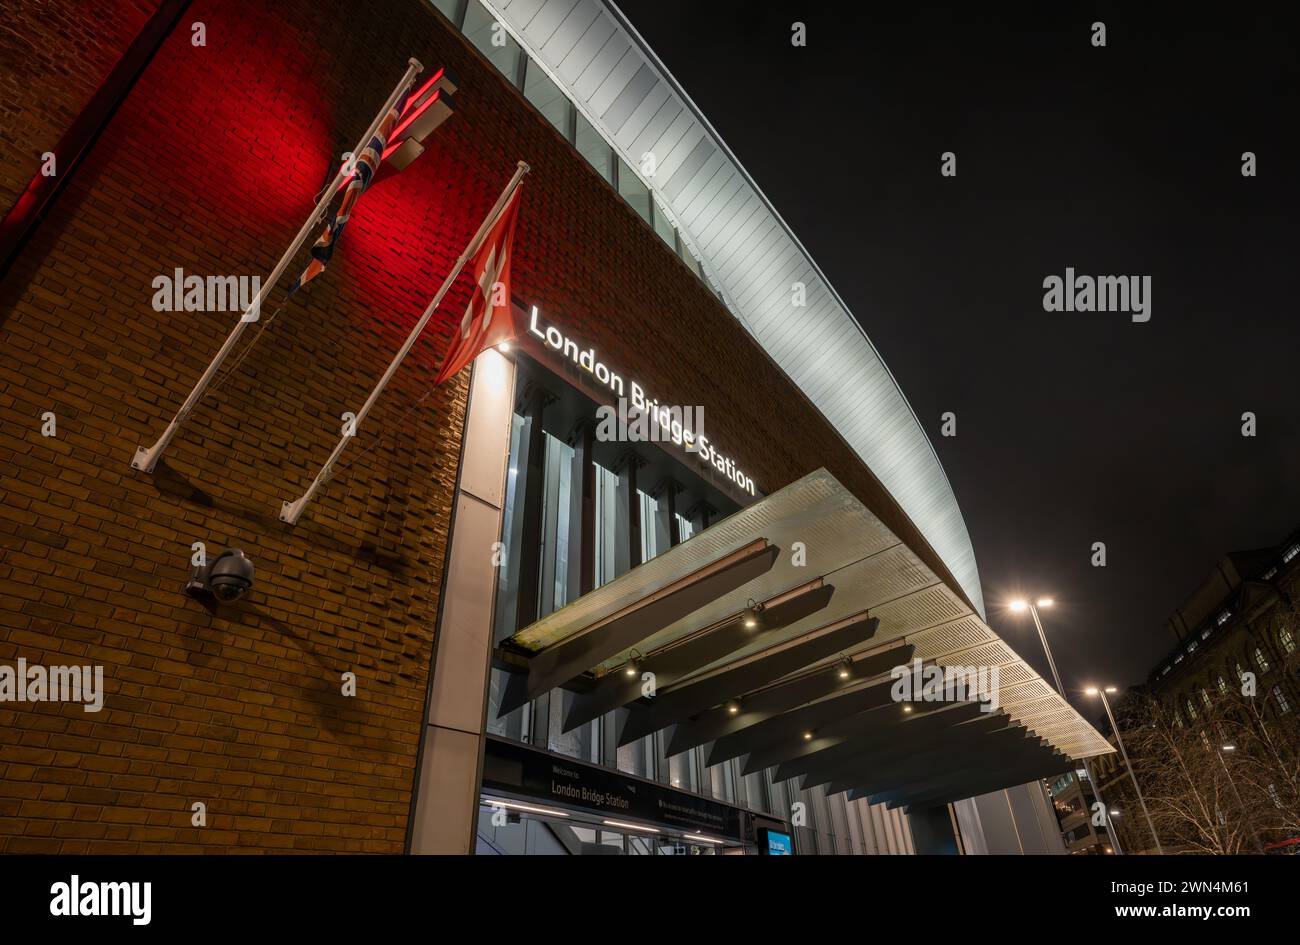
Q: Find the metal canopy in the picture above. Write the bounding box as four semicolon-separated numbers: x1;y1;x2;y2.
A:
502;538;778;712
562;578;835;731
664;641;913;754
779;708;1015;786
739;694;985;776
616;613;879;746
501;468;1111;807
709;676;910;769
868;749;1068;811
813;725;1032;795
484;0;985;617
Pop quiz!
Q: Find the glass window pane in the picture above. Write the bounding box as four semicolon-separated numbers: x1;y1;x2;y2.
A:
523;59;571;136
575;111;613;183
744;770;768;813
653;196;676;246
431;0;464;26
549;689;600;763
464;0;521;81
593;462;619;587
487;666;529;740
678;237;702;277
668;748;699;793
616;709;655;780
638;489;659;562
617;158;652;224
538;432;573;617
493;413;527;643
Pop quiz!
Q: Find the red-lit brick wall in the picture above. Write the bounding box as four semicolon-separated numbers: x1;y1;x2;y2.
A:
0;0;962;853
0;0;160;210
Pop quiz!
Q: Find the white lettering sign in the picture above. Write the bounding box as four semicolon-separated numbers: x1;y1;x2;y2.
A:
528;306;756;496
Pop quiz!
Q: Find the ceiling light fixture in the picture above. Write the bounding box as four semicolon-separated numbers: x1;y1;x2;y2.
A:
684;833;723;845
603;819;659;834
624;648;643;678
483;799;570;818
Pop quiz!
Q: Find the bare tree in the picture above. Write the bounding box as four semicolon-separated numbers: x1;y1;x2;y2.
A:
1213;684;1300;845
1110;692;1259;854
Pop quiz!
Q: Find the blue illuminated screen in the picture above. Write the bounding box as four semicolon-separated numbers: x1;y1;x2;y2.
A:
765;829;793;855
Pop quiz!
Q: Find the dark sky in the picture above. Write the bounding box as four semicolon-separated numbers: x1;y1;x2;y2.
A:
614;1;1300;711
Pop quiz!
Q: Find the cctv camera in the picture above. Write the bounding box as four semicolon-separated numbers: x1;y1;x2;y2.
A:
186;548;255;604
207;549;254;601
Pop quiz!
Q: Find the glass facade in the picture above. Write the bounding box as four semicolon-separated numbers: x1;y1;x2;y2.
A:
433;0;719;300
474;357;909;853
476;805;725;855
486;361;738;794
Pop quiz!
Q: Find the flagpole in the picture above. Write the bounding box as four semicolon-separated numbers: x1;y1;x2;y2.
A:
280;160;530;526
131;58;424;474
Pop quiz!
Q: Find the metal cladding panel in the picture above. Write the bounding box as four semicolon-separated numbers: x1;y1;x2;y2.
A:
554;10;615;83
614;84;671;149
539;3;599;61
520;0;576;45
673;150;728;212
491;0;1006;631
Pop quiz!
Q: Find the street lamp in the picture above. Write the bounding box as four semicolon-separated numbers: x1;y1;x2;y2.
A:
1085;686;1164;854
1008;596;1123;855
1216;744;1265;854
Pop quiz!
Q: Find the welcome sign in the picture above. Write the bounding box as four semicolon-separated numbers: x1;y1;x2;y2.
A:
481;736;745;840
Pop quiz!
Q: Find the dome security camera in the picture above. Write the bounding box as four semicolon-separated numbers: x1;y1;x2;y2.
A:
208;549;255;601
185;548;255;604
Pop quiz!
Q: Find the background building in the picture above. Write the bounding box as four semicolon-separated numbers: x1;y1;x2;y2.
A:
1093;527;1300;854
1047;769;1113;855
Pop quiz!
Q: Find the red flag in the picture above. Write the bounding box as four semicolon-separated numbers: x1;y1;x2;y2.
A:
434;185;522;385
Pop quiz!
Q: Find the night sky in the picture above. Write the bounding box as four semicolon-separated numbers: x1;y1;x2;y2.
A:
615;1;1300;710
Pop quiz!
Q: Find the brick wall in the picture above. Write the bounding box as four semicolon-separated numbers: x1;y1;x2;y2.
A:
0;0;963;852
0;0;160;210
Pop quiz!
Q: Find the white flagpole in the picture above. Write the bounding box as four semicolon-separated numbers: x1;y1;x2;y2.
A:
131;57;425;473
280;160;530;526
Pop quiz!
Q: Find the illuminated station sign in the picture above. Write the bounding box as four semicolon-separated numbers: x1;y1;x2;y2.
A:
526;305;757;497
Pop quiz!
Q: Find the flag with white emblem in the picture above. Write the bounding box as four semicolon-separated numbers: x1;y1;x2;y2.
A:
279;162;528;526
433;184;522;385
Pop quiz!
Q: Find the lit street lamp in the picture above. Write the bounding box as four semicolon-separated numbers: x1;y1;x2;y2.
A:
1085;686;1164;855
1217;744;1265;854
1009;596;1124;855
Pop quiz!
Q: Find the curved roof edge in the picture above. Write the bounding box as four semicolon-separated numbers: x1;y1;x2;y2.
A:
483;0;984;618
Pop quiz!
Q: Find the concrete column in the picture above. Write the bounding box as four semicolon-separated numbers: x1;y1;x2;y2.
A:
409;351;515;855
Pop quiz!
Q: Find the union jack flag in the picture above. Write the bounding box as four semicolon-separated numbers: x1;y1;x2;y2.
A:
288;68;455;296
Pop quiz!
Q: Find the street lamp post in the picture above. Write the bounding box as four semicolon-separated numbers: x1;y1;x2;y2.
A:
1010;597;1124;855
1218;745;1266;854
1087;686;1165;855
